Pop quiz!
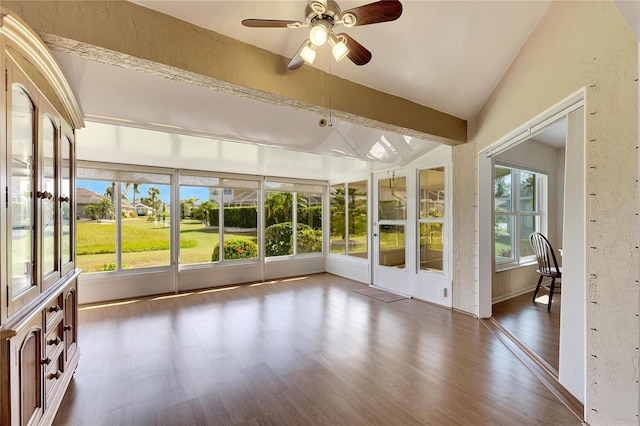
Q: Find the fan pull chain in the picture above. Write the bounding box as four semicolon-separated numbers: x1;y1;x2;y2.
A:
328;57;333;126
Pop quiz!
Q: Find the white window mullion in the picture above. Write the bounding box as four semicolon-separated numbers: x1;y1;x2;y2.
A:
292;192;298;255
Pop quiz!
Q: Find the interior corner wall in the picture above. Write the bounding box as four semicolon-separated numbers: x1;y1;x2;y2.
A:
468;1;638;423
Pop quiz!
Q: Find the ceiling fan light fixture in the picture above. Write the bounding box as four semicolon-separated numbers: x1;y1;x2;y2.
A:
300;42;317;64
329;33;349;61
309;20;330;46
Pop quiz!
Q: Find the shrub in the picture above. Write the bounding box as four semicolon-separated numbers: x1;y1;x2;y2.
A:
297;227;323;254
265;222;295;256
498;248;512;258
264;222;321;256
97;263;129;271
212;238;258;261
208;206;257;229
298;205;322;229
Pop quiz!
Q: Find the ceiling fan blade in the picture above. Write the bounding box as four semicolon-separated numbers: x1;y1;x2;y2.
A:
338;33;372;66
287;40;307;71
341;0;403;26
242;19;302;28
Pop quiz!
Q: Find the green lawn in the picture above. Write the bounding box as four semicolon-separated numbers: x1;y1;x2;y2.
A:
77;218;256;272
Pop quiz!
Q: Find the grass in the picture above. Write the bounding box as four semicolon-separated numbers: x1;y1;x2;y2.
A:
77;219;450;272
77;218;256;272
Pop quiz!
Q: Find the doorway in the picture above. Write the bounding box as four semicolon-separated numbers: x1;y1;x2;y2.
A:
478;92;586;404
490;117;566;374
372;170;413;295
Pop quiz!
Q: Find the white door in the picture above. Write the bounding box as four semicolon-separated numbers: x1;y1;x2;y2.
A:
372;171;414;295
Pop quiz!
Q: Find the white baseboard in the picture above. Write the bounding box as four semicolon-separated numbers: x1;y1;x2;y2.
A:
492;284;538;304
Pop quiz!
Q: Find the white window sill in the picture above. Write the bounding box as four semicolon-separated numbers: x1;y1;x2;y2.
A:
495;260;537;272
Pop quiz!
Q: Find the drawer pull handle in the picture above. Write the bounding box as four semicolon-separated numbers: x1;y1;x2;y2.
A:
48;337;61;346
41;357;51;365
48;370;62;380
49;305;61;313
63;324;73;331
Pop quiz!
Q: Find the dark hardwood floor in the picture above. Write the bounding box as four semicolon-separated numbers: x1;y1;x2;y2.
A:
54;274;578;425
492;290;561;373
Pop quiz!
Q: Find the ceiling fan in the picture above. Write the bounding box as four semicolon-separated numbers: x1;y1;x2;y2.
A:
242;0;403;70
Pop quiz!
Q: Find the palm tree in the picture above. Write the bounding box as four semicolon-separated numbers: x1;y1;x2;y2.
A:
132;183;141;205
104;185;114;202
99;198;114;220
192;200;216;226
180;197;199;219
265;192;292;226
147;187;161;215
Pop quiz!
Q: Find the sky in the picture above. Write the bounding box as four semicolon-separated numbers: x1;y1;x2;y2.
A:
77;180;209;204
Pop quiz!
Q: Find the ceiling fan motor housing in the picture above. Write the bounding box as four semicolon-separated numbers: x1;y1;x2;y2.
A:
306;0;342;25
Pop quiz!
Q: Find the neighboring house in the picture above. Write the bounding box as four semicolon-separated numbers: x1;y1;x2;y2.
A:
133;202;154;216
208;187;235;204
75;188;108;219
76;187;136;218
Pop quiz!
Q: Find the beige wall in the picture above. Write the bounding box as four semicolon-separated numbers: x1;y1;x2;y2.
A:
452;141;477;314
458;1;638;423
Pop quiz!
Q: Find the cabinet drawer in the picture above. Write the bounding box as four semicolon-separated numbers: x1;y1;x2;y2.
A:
45;320;64;359
44;353;65;405
45;293;64;331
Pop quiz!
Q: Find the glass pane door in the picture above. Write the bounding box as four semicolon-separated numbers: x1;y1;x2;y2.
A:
378;176;406;269
42;117;58;281
61;135;72;268
11;85;35;296
373;172;411;296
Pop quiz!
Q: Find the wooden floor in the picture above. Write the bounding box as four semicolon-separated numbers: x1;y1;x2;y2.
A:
492;290;561;373
54;274;579;425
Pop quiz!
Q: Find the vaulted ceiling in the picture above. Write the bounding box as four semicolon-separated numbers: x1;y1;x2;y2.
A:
5;1;562;177
129;0;550;121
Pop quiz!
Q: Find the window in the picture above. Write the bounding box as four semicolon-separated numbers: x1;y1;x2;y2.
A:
378;176;406;268
265;180;324;257
494;165;546;268
419;167;445;273
76;165;172;272
329;184;345;254
330;180;368;257
180;174;259;264
347;181;368;258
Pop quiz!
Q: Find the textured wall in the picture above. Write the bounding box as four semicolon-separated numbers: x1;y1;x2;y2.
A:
452;141;477;314
469;1;638;423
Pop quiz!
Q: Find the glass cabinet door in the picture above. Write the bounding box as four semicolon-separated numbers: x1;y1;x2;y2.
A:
61;134;73;272
42;116;59;287
10;84;36;298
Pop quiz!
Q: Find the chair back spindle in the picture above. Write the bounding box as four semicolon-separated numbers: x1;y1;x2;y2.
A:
529;232;560;275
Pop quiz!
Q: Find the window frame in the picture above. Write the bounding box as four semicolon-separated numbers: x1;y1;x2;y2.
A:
417;167;446;275
328;179;369;259
493;163;547;270
76;161;174;274
263;179;325;259
179;173;261;266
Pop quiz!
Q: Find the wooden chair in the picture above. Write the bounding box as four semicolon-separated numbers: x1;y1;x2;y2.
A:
529;232;561;311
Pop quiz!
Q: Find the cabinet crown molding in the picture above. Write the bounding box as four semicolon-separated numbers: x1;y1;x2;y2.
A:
1;6;84;129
